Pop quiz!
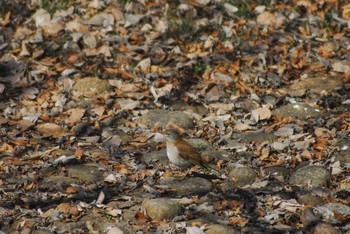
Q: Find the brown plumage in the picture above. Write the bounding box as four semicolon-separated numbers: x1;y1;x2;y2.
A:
164;129;219;172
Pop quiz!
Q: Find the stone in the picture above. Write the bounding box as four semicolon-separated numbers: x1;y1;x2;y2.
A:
66;164;103;183
73;77;112;97
313;222;340;234
289;165;329;187
273;102;321;118
43;176;79;187
137;110;193;129
334;139;350;165
264;167;291;182
297;194;324;206
187;138;213;151
233;131;277;144
141;149;168;165
228;164;257;187
314;203;350;224
205;224;240;234
142;198;183;220
286;76;342;95
161;177;213;195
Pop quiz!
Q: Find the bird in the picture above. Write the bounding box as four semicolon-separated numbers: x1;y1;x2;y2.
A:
163;129;221;175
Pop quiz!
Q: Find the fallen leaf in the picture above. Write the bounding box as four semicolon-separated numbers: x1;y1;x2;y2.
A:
257;12;276;25
36;123;70;137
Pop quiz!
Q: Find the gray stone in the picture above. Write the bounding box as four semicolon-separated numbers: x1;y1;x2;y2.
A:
297;194;324;206
170;102;208;115
314;203;350;224
73;77;112;97
286;76;342;95
273;102;321;118
289;165;329;187
205;224;240;234
334;139;350;165
187;138;213;151
141;149;168;165
233;131;277;144
228;164;257;187
142;198;183;220
313;222;340;234
264;167;291;182
236;99;259;112
66;164;103;183
43;175;79;186
137;110;193;129
161;177;212;195
335;104;350;113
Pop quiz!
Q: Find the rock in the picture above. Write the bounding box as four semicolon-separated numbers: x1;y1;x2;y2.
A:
137;110;193;129
335;104;350;113
66;164;103;183
43;175;79;187
289;165;329;187
233;131;277;144
141;149;168;165
273;102;321;118
236;99;259;112
300;208;321;227
205;224;240;234
313;222;340;234
31;230;52;234
297;194;324;206
160;177;213;195
142;198;183;220
187;138;213;151
48;210;125;234
264;167;291;182
80;212;126;233
285;76;342;95
314;203;350;224
334;139;350;165
169;102;208;116
73;77;112;97
228;164;257;187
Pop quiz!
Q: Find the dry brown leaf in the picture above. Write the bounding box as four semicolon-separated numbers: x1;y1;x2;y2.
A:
66;186;80;194
66;108;85;124
342;3;350;19
251;107;271;122
36;123;71;137
56;203;80;216
229;217;249;227
135;212;148;223
24;182;35;191
0;143;16;153
257;11;276;26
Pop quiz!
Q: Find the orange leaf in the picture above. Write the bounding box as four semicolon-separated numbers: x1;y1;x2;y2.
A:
258;208;266;216
66;186;80;194
229;217;249;227
135;212;148;223
24;182;35;191
0;143;16;153
13;140;28;146
74;149;84;159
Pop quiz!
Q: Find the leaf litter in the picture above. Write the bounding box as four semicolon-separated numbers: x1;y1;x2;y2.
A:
0;0;350;233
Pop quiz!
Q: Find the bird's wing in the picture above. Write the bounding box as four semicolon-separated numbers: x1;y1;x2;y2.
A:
174;139;203;165
175;139;225;178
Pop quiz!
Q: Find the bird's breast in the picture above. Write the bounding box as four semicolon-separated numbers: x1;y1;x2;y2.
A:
166;141;192;168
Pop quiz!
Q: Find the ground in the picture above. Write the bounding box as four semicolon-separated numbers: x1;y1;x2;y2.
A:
0;0;350;233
